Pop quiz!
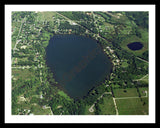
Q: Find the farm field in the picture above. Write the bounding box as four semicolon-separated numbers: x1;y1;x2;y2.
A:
116;97;148;115
113;88;139;98
113;87;148;115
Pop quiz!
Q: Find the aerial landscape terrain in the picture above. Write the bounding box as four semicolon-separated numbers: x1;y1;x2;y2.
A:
11;11;149;115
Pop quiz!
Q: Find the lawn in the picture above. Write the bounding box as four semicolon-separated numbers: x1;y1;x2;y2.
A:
36;11;57;22
84;105;95;115
139;87;148;96
58;91;72;101
31;104;52;115
12;68;34;81
121;60;129;68
98;94;116;115
139;74;149;84
116;97;148;115
113;88;139;98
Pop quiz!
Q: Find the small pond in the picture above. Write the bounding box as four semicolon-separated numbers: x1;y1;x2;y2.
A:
127;42;143;51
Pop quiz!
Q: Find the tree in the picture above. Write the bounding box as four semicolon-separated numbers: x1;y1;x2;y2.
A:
95;103;101;115
123;90;127;93
28;55;34;61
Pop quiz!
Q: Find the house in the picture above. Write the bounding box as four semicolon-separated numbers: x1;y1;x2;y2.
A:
86;12;92;16
20;45;27;49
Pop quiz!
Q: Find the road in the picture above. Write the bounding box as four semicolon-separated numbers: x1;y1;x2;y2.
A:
88;91;119;115
44;106;54;115
88;89;147;114
133;74;148;81
112;97;119;115
88;92;112;113
56;12;149;65
55;12;111;43
12;16;26;63
12;66;33;69
136;57;149;63
105;11;120;19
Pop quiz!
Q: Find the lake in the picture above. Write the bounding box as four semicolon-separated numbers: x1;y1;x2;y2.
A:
127;42;143;51
46;34;112;98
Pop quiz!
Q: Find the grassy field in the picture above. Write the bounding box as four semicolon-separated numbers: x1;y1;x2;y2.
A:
58;91;72;101
139;74;149;84
84;94;116;115
84;105;95;115
121;60;129;68
116;97;148;115
98;94;116;115
120;28;148;57
139;87;149;96
113;88;139;98
113;87;148;115
36;11;57;21
12;68;34;81
31;104;52;115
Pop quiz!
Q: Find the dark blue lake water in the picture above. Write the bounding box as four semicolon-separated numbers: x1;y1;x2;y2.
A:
127;42;143;51
46;34;112;98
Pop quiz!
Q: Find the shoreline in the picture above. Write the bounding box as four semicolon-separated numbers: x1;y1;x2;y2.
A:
44;33;114;100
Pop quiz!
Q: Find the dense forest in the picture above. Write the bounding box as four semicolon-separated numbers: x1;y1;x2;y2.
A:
125;12;149;30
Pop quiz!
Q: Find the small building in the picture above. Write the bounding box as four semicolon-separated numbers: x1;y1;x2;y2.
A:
71;22;77;25
20;45;27;49
116;59;120;63
14;58;17;63
57;105;62;109
110;49;114;54
86;12;92;16
40;94;43;99
106;85;109;87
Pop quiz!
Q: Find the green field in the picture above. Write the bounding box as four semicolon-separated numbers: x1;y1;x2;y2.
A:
12;68;34;81
120;28;148;57
116;97;148;115
84;105;95;115
36;11;57;21
139;87;149;96
114;87;148;115
113;88;139;98
84;94;116;115
58;91;72;101
121;59;129;68
98;94;116;115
